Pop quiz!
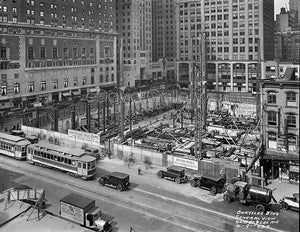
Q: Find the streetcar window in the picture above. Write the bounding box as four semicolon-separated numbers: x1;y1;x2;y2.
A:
47;153;50;159
87;163;90;170
54;156;57;161
83;163;86;169
72;161;75;166
50;154;53;160
22;146;25;152
64;158;68;164
68;159;71;165
78;163;81;168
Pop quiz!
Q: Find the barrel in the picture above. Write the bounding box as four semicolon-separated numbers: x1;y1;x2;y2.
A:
249;186;272;204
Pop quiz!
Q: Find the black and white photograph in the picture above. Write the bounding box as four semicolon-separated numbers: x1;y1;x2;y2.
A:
0;0;299;231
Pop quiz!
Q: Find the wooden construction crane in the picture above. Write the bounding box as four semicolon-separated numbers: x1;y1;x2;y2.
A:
192;33;207;159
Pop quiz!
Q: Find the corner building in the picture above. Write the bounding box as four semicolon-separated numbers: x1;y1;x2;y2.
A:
261;68;299;183
176;0;274;95
0;0;117;110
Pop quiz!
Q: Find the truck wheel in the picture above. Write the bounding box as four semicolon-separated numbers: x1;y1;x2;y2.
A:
223;193;231;202
190;179;196;187
281;203;289;210
256;204;265;212
99;178;105;186
157;171;163;178
117;184;123;191
175;177;181;184
210;186;217;194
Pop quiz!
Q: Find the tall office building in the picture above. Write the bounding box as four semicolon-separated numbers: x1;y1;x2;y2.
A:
116;0;152;87
275;7;299;32
0;0;117;110
152;0;177;62
176;0;274;94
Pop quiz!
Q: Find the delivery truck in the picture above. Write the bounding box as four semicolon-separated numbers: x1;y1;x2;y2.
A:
60;193;112;232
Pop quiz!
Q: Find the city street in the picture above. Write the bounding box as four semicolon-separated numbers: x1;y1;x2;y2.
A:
0;156;298;232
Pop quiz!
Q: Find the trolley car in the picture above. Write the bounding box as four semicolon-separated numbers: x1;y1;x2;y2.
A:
27;141;96;179
0;132;30;160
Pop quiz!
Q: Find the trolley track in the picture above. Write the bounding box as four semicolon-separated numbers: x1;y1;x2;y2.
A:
0;158;277;232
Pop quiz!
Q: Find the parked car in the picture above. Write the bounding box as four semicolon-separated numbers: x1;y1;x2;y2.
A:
190;174;226;194
98;172;130;191
279;193;299;211
157;165;187;184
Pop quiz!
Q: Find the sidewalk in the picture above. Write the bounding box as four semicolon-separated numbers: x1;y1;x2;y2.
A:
99;156;299;202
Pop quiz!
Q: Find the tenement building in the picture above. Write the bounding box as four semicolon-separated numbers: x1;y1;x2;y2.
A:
261;68;299;183
0;0;117;111
116;0;152;87
176;0;274;96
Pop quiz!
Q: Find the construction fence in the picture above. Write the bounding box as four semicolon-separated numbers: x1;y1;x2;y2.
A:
107;141;243;182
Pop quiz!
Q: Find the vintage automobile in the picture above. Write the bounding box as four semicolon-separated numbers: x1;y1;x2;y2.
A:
190;174;226;194
157;165;187;184
279;193;299;211
98;172;130;191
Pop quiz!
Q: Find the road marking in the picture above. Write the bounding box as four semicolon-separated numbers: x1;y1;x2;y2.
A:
134;188;285;232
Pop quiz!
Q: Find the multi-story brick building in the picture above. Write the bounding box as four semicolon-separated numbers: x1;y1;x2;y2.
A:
116;0;152;87
0;0;117;110
261;68;299;182
152;0;176;62
274;31;300;64
175;0;274;95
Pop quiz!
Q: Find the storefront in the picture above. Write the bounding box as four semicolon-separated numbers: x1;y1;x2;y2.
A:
289;160;299;183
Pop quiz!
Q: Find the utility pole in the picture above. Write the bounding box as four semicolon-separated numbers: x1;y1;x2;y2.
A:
256;38;261;123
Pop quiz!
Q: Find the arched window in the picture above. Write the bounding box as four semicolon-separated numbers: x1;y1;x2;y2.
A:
287;135;297;152
14;83;20;94
268;132;277;149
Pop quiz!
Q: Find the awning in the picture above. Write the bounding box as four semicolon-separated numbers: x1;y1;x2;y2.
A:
89;88;97;93
72;91;81;96
62;92;71;97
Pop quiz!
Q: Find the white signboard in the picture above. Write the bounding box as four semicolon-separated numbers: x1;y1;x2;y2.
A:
68;130;100;145
174;157;198;170
60;201;84;225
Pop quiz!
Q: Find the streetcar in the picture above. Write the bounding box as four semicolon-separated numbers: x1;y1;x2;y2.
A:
0;132;31;160
27;141;96;179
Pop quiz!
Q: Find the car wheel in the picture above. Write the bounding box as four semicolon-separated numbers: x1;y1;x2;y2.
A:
256;204;265;212
99;178;105;186
210;186;217;194
197;180;201;187
117;184;123;191
281;203;289;210
223;193;231;203
190;179;196;187
175;177;181;184
157;171;163;178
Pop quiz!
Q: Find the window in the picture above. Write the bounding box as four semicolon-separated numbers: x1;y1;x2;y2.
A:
41;81;46;91
53;47;58;59
267;92;276;104
73;47;77;58
14;83;20;94
53;79;58;89
287;135;297;152
287;114;296;128
268;111;277;126
73;77;78;86
64;78;68;88
82;77;86;85
40;47;46;59
28;82;34;92
268;133;277;149
286;92;296;106
63;47;68;58
81;47;86;57
1;83;7;96
28;47;34;60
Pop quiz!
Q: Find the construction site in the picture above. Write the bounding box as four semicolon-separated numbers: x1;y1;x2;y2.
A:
12;34;264;185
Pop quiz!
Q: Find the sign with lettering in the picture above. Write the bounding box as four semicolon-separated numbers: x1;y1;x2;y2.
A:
60;201;84;225
68;129;100;145
174;157;198;170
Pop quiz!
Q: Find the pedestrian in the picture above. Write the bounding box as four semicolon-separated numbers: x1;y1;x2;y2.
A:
264;174;268;186
138;167;142;175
